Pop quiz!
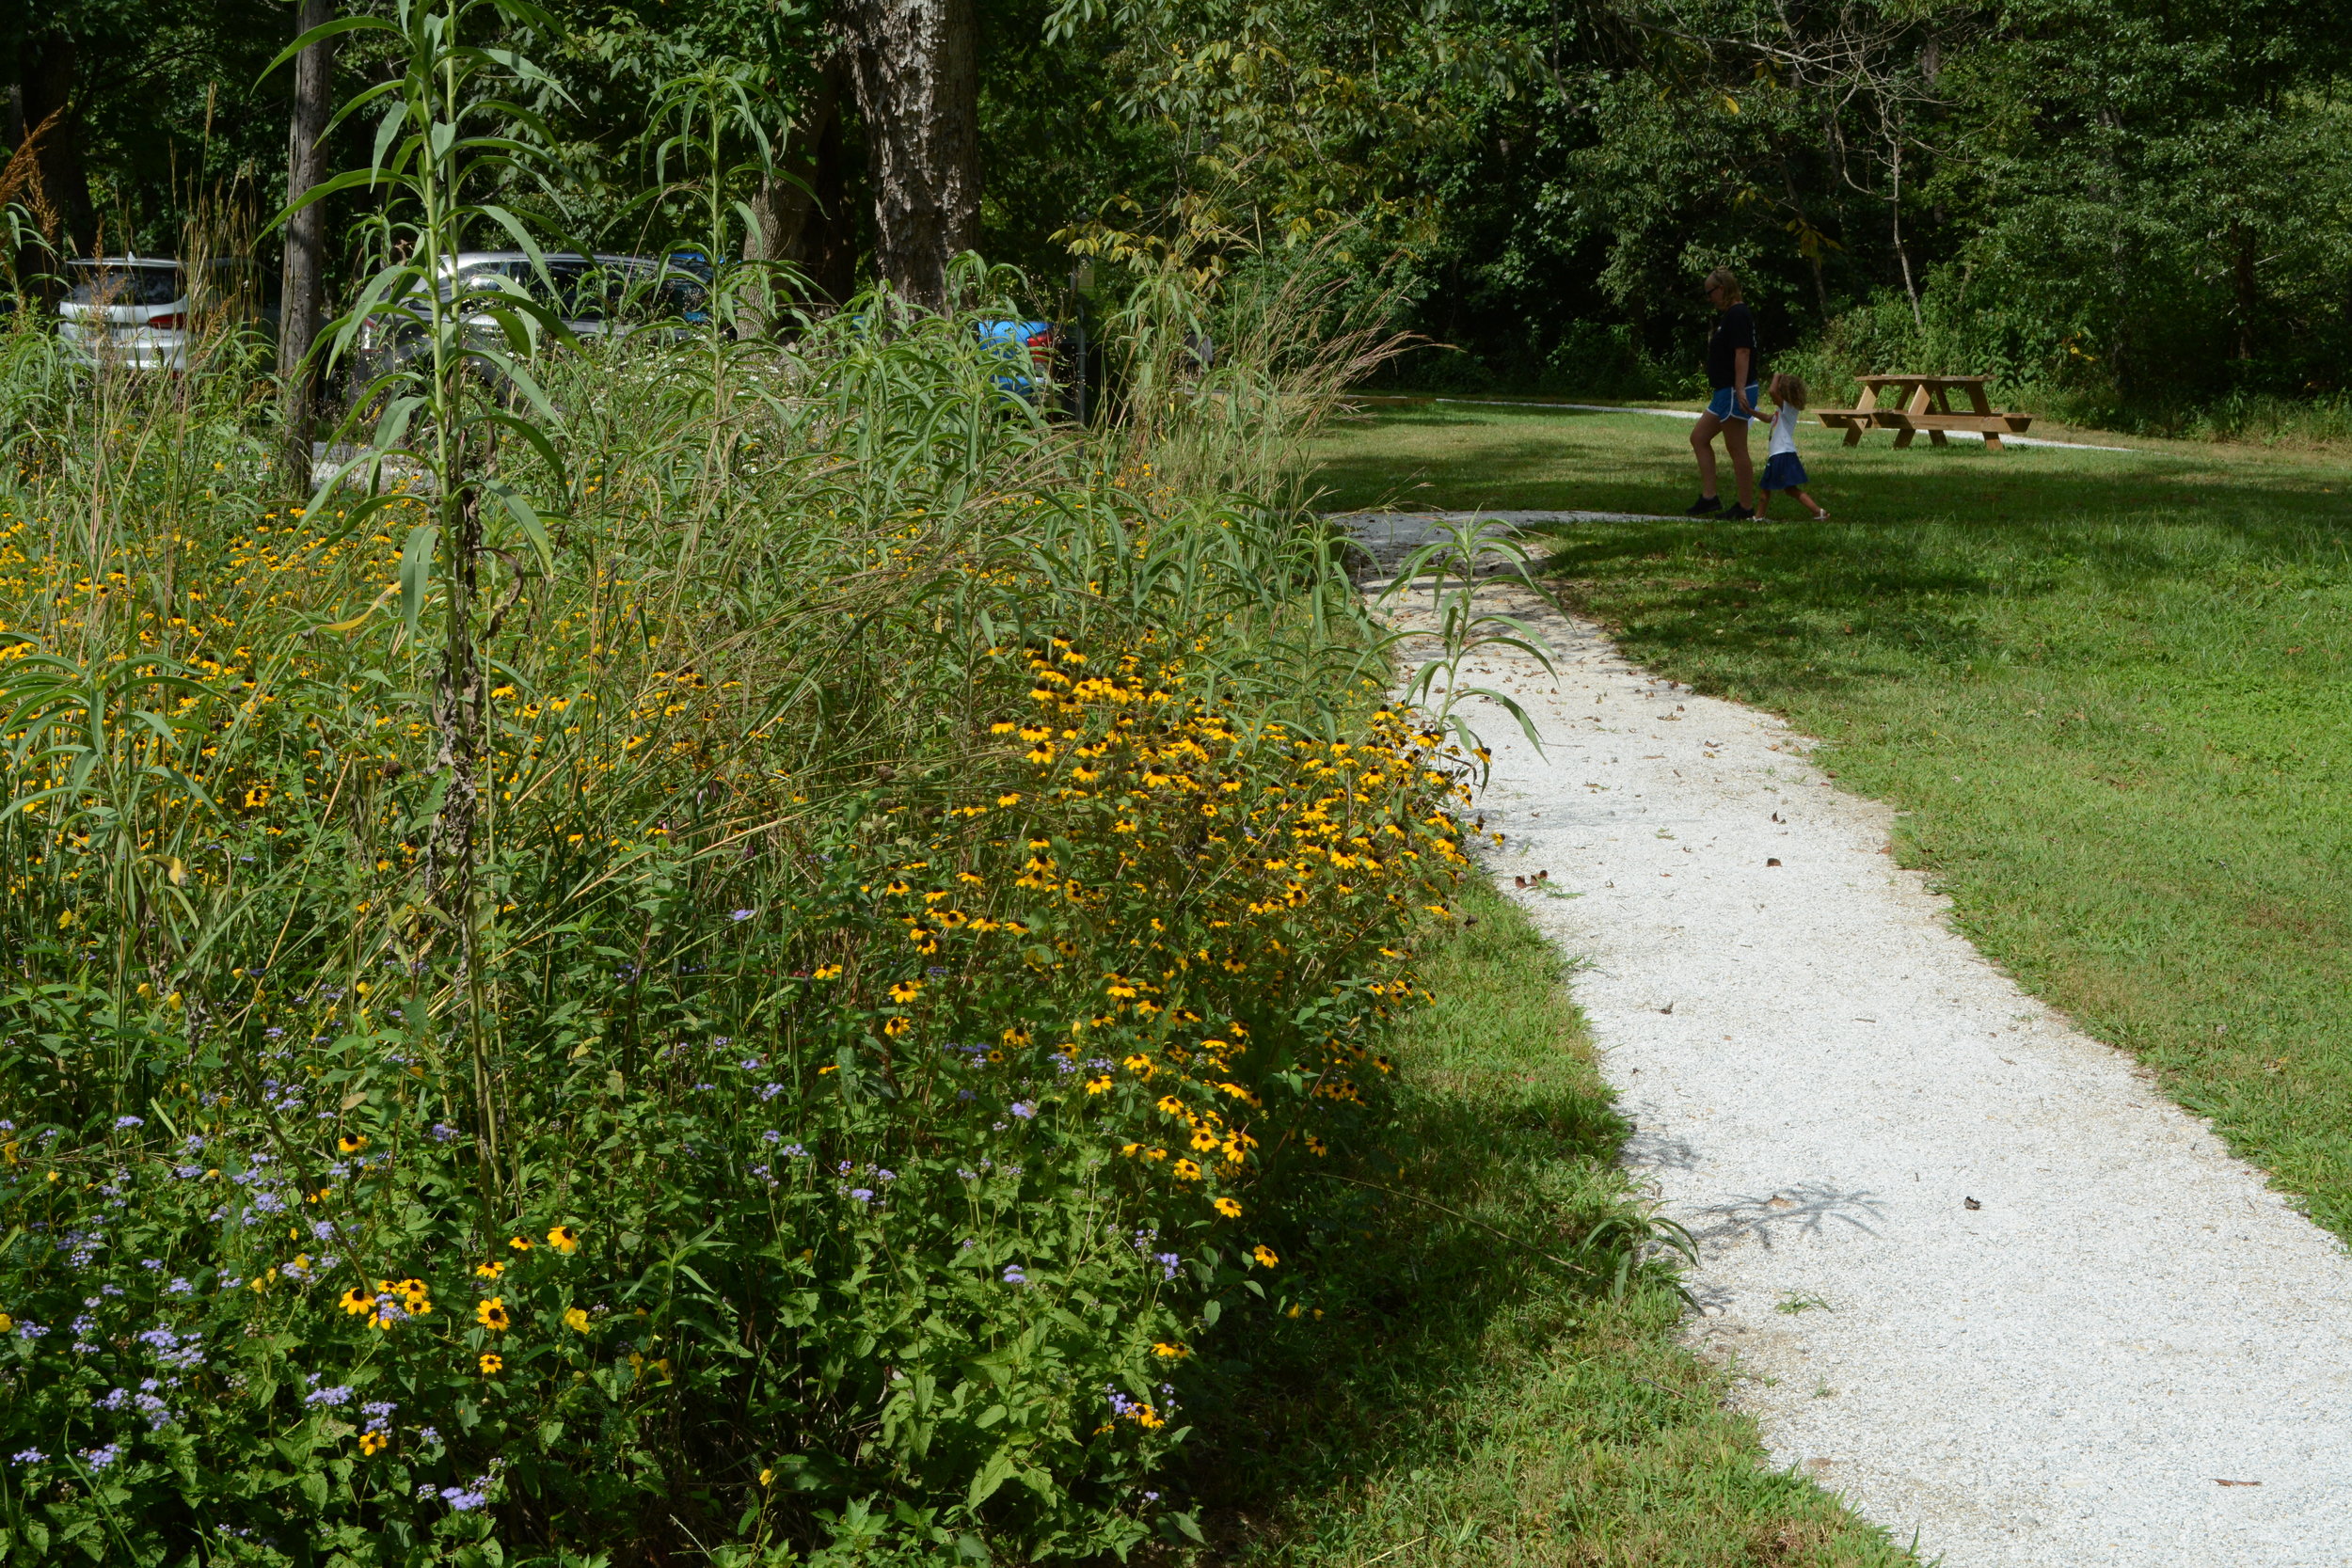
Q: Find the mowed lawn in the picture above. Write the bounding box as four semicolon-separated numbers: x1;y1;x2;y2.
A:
1314;400;2352;1238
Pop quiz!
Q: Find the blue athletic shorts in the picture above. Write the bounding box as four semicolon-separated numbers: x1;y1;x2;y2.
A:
1706;384;1762;421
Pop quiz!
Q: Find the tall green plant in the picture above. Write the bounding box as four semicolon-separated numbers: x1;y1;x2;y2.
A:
269;0;573;1193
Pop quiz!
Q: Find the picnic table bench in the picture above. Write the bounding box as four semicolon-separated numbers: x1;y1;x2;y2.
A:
1814;374;2033;451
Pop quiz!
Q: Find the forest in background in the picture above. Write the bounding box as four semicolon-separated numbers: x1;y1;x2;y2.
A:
8;0;2350;433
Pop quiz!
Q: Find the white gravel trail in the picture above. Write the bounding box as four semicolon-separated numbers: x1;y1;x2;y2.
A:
1374;568;2352;1567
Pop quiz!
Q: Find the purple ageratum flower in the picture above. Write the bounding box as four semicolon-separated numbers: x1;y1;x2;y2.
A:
876;1169;897;1182
730;909;754;922
782;1143;807;1158
113;1116;143;1130
849;1188;874;1203
167;1278;192;1295
761;1130;782;1144
1001;1265;1027;1285
441;1485;488;1512
97;1388;129;1411
1009;1101;1037;1119
1155;1252;1181;1281
16;1322;48;1339
11;1449;43;1465
83;1443;123;1471
361;1401;396;1433
303;1385;354;1407
759;1083;785;1101
431;1123;457;1142
312;1221;335;1241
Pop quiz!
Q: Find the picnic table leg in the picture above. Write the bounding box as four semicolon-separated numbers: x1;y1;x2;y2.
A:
1894;383;1928;449
1966;381;2004;451
1924;385;1949;448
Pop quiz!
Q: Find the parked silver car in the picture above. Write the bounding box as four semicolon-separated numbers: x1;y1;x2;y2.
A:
351;251;708;380
58;257;279;372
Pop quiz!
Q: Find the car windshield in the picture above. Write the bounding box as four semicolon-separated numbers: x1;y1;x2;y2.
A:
66;263;183;307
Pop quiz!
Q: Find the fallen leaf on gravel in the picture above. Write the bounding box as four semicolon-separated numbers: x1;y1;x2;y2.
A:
1767;858;1782;866
1963;1197;1982;1211
2215;1479;2262;1486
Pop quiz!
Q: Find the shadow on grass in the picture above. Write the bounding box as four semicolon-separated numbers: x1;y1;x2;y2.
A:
1530;503;2352;707
1180;885;1910;1567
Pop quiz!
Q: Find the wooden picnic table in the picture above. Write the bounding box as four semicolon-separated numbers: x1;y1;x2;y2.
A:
1814;373;2033;451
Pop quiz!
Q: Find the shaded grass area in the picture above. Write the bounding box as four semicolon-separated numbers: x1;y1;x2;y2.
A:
1203;881;1907;1566
1311;403;2352;1239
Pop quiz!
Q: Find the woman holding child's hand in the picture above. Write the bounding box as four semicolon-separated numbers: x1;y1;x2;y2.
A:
1687;267;1760;518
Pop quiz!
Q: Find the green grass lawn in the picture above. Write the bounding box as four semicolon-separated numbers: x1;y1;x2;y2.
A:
1312;401;2352;1238
1209;881;1909;1567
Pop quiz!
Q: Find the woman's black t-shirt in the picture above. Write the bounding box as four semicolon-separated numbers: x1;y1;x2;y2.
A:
1708;303;1759;389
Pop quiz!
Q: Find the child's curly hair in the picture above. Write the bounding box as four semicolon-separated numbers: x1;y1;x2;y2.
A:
1772;372;1810;410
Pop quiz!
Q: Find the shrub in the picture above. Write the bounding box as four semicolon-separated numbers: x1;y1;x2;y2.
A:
0;295;1472;1563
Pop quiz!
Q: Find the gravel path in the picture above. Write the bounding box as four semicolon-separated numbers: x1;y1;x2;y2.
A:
1370;563;2352;1566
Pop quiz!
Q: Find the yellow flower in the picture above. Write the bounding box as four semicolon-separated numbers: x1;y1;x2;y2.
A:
759;1467;775;1487
547;1225;580;1254
564;1306;591;1334
813;964;842;980
1151;1341;1190;1359
1172;1159;1202;1181
889;979;923;1003
883;1016;913;1038
339;1288;376;1316
0;1314;13;1334
474;1261;504;1279
1215;1196;1244;1218
1189;1130;1219;1152
479;1353;504;1375
508;1236;533;1253
1251;1244;1279;1268
1085;1075;1113;1095
337;1134;368;1154
476;1297;510;1331
359;1431;389;1456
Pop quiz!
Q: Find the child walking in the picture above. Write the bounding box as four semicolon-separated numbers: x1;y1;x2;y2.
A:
1758;373;1829;520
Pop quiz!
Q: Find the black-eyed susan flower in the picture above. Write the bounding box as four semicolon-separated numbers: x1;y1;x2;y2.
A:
339;1288;375;1316
1215;1196;1243;1218
337;1134;368;1154
476;1297;510;1331
813;964;842;980
474;1261;503;1279
1172;1159;1202;1181
1151;1341;1190;1359
478;1353;503;1375
359;1431;389;1456
1252;1244;1279;1268
888;979;922;1003
546;1226;579;1254
508;1235;533;1253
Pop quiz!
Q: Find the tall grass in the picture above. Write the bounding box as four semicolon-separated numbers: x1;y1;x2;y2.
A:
0;155;1604;1557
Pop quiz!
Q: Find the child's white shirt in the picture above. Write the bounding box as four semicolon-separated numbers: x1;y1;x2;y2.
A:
1766;404;1800;458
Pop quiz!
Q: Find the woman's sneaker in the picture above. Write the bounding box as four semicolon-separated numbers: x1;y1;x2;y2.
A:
1724;503;1756;520
1686;495;1723;515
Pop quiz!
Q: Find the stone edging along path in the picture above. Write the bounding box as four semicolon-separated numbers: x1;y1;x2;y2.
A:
1362;557;2352;1567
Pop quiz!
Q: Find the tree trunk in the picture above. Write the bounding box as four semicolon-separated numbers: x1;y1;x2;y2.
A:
15;34;95;256
279;0;337;490
840;0;978;307
2230;220;2258;362
745;56;858;309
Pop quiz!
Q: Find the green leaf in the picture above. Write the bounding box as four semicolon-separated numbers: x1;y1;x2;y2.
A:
399;525;439;641
966;1449;1019;1508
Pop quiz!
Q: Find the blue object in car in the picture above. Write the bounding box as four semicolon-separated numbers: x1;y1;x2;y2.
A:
977;319;1057;398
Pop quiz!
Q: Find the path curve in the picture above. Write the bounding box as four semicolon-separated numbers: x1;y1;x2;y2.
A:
1377;576;2352;1567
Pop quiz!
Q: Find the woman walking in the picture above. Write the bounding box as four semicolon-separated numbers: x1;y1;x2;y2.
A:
1688;267;1759;517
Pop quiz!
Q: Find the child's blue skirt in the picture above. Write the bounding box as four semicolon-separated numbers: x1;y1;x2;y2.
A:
1761;451;1808;491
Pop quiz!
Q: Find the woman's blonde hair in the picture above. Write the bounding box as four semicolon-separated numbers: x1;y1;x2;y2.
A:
1703;266;1742;303
1772;372;1809;409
